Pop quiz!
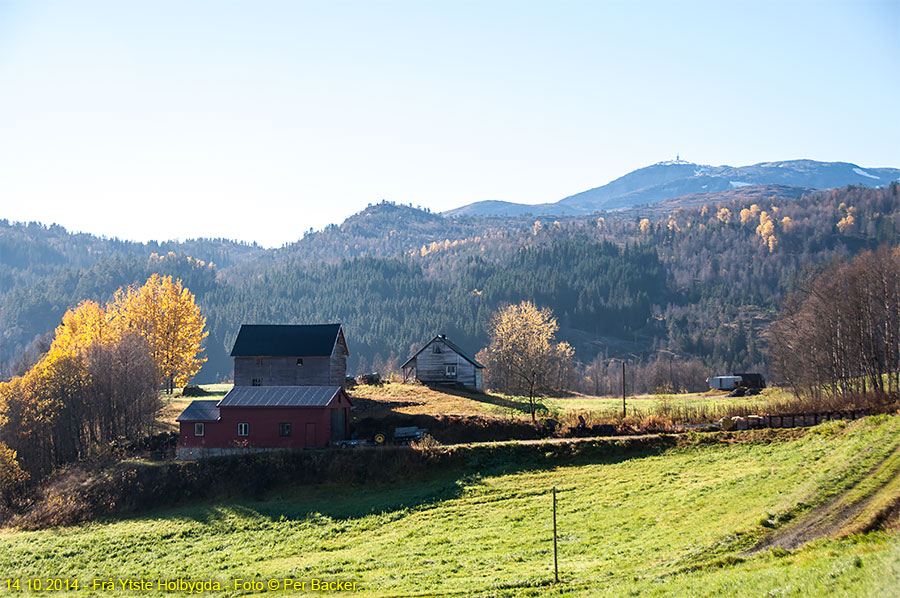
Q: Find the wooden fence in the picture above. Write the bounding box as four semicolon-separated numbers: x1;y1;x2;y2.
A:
724;409;871;431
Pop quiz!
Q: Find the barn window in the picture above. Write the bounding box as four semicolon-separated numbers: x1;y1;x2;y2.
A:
432;344;442;354
297;358;303;366
279;423;292;437
194;423;205;437
445;364;457;378
252;378;262;386
255;358;263;366
237;422;249;437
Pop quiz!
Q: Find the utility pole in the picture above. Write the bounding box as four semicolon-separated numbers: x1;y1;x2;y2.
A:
552;486;559;583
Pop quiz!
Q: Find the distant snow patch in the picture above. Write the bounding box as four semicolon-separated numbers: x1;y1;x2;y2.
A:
730;181;752;188
655;159;694;166
853;167;880;180
702;185;708;189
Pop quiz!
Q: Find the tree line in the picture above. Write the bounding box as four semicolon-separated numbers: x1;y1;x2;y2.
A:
768;245;900;401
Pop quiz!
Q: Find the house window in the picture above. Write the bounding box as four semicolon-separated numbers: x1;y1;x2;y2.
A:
255;358;263;365
194;423;205;437
445;364;457;378
432;344;442;354
237;422;249;437
297;358;303;366
252;378;262;386
279;423;292;437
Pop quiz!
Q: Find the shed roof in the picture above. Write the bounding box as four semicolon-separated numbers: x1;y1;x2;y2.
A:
217;386;349;408
402;334;484;369
176;400;221;422
230;324;347;357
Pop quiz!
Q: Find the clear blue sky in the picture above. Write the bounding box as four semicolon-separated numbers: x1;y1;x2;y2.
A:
0;0;897;247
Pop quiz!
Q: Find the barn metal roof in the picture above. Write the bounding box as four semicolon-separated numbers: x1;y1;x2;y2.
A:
230;324;348;357
176;400;221;422
217;386;346;408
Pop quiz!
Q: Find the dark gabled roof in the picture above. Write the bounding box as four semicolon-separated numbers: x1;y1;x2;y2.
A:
176;400;221;422
230;324;348;357
217;386;349;408
402;334;484;369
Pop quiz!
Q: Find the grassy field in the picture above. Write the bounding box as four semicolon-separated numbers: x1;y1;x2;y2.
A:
2;415;898;597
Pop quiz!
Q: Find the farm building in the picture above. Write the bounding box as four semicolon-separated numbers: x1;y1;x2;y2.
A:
707;376;741;390
706;373;766;391
231;323;349;387
176;386;352;459
176;323;352;459
402;334;484;391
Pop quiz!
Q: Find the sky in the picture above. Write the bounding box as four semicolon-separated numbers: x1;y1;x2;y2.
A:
0;0;897;247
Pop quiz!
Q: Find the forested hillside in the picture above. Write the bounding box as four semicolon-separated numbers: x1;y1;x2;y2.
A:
1;184;897;384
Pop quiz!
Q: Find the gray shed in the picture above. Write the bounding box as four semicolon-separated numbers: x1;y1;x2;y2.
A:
402;334;484;391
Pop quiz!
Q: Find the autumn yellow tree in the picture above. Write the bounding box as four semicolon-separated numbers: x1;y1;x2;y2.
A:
112;274;207;394
639;219;651;234
716;208;732;224
47;299;120;361
480;301;574;422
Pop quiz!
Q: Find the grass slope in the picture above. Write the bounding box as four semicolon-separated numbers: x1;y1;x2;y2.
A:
2;416;899;597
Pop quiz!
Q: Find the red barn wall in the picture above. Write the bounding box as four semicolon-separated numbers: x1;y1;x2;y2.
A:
179;404;350;450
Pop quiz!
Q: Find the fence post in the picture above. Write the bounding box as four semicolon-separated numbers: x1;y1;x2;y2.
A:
553;485;559;583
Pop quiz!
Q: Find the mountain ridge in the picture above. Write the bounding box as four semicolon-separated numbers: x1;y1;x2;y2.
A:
445;159;900;217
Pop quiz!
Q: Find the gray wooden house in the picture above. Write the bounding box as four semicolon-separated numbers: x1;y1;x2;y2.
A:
231;324;349;387
402;334;484;391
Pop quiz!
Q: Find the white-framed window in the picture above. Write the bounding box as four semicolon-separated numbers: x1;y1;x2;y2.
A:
194;422;205;437
445;364;457;378
237;422;249;437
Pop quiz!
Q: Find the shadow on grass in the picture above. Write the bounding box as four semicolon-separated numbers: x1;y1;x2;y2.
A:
433;385;549;415
157;437;677;526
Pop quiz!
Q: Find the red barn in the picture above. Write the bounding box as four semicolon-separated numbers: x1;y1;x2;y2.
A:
176;386;352;459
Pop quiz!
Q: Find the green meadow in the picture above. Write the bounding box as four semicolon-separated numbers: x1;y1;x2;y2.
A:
2;416;899;597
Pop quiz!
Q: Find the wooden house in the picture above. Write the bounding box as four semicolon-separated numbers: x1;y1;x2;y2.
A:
231;324;349;387
402;334;484;391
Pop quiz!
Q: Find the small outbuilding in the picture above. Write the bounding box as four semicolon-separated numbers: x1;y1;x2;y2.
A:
402;334;484;391
176;385;352;459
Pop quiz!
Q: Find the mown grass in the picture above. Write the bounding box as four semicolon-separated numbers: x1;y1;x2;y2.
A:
2;416;899;597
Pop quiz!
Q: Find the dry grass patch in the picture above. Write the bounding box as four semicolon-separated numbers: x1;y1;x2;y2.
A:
349;382;532;418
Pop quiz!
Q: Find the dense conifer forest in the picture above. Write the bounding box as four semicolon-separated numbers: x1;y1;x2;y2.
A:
1;183;897;384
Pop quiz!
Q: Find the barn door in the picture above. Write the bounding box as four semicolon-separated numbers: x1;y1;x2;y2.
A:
305;423;317;447
331;408;346;442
